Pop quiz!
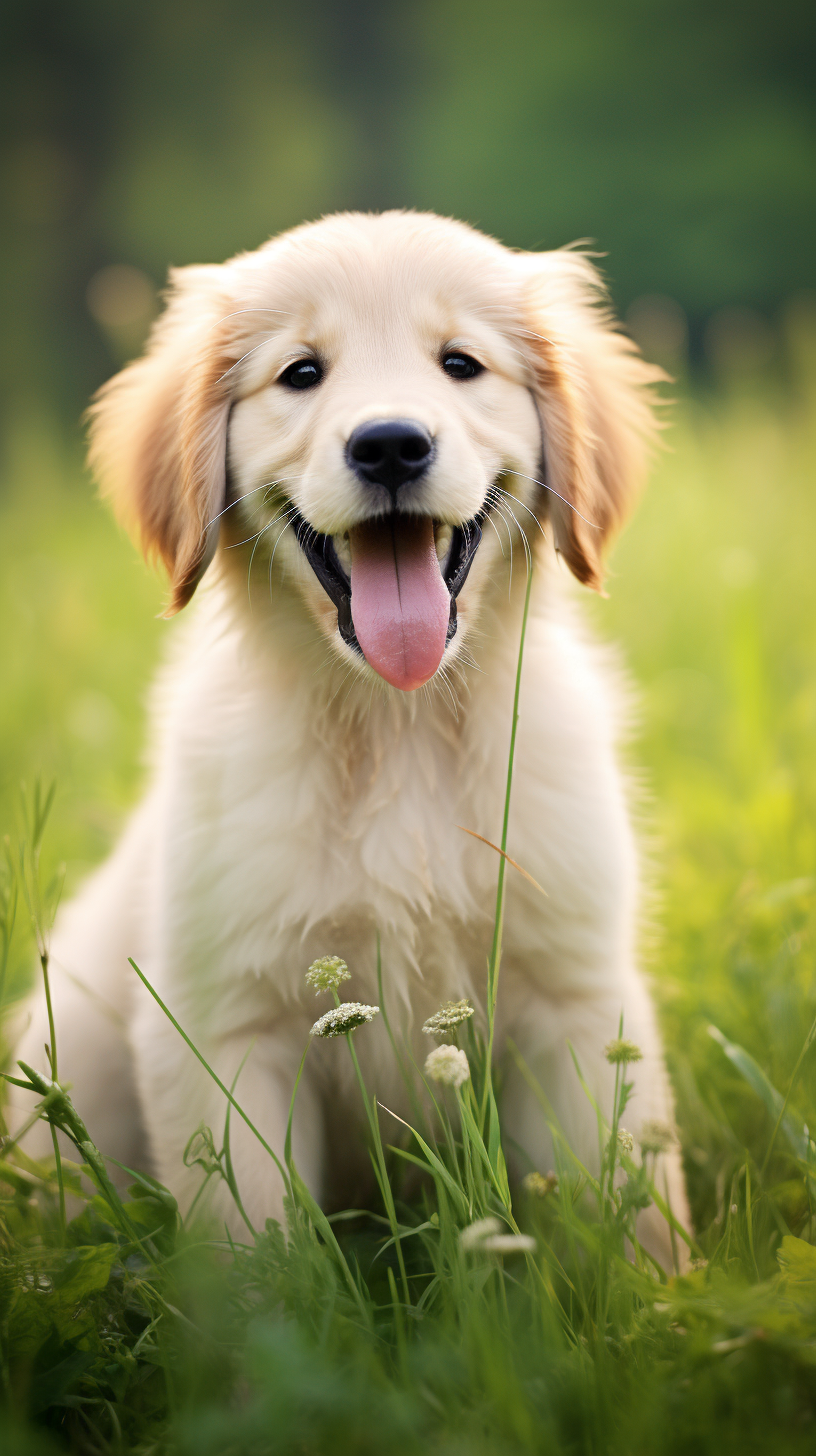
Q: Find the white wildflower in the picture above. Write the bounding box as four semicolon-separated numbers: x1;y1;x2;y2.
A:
639;1119;674;1154
422;998;475;1036
460;1217;536;1255
310;1002;380;1038
481;1233;537;1255
617;1127;634;1155
305;956;351;995
460;1217;502;1250
523;1170;559;1198
424;1044;470;1088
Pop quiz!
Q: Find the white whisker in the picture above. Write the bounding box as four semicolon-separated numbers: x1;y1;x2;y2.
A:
491;483;547;537
495;496;532;573
265;514;295;579
246;519;270;608
510;471;600;530
205;475;309;531
322;657;362;714
227;502;298;551
516;327;556;347
487;501;513;558
492;501;516;592
217;337;275;383
434;661;460;718
482;511;507;558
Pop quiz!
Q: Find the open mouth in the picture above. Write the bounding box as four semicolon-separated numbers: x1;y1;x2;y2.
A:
292;508;483;691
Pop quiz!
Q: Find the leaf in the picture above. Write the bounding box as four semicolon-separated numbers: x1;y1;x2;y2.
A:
29;1344;99;1414
6;1288;55;1359
388;1146;470;1221
459;1092;510;1205
0;1161;34;1195
708;1024;810;1161
777;1235;816;1299
50;1244;118;1302
5;1244;120;1358
374;1218;439;1262
379;1102;470;1218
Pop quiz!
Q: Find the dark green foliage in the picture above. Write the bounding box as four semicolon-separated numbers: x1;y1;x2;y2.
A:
1;0;814;419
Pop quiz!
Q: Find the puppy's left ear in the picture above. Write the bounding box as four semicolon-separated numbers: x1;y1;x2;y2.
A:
517;250;663;589
87;265;235;616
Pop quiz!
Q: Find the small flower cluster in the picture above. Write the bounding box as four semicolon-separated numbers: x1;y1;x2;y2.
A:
305;956;351;995
639;1118;673;1153
422;998;475;1037
523;1170;559;1198
617;1127;635;1155
460;1216;536;1255
310;1002;380;1038
604;1037;643;1065
424;1044;470;1088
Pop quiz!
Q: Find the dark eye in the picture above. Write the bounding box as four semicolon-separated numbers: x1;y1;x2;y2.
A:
442;352;484;381
279;358;323;390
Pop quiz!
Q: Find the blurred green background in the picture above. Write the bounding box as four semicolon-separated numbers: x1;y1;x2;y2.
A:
1;0;815;1227
2;0;815;417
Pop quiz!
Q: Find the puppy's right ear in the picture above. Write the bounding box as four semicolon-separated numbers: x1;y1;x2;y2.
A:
87;265;235;615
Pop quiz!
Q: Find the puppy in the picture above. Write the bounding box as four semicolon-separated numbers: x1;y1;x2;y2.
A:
14;211;688;1259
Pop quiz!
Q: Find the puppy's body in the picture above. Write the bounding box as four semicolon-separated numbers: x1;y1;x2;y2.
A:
14;212;687;1258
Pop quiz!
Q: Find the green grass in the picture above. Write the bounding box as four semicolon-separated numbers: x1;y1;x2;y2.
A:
2;335;816;1453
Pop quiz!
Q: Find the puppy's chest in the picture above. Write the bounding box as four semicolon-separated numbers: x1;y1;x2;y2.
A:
167;712;501;983
280;732;495;917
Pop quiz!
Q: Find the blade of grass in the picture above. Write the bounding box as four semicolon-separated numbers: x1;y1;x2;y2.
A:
222;1046;258;1237
481;564;534;1124
345;1034;411;1304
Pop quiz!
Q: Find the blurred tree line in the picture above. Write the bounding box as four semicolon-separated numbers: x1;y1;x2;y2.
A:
1;0;814;429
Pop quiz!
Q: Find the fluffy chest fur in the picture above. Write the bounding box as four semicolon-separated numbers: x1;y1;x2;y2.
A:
138;570;631;1047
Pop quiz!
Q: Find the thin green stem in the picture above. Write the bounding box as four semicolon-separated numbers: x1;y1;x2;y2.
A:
346;1032;411;1306
386;1265;408;1380
457;1086;475;1215
39;944;65;1238
761;1010;816;1178
377;936;431;1137
481;565;535;1123
222;1048;258;1237
0;873;17;1016
284;1043;311;1169
41;952;58;1081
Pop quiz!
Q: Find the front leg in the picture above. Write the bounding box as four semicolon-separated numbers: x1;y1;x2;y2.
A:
500;972;688;1268
133;1002;325;1238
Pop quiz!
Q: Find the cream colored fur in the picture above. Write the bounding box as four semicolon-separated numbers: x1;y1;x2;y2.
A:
13;212;688;1260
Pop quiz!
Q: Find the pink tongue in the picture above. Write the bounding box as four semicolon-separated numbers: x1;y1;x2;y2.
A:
349;517;450;691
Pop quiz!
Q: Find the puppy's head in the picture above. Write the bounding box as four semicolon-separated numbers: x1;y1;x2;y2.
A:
89;212;659;692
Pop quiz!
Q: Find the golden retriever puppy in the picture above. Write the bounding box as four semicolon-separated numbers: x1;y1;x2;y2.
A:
15;211;688;1259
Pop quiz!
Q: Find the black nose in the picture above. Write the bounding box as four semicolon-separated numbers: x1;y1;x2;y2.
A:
346;418;434;496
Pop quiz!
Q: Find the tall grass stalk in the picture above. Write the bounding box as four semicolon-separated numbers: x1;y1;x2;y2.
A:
481;562;534;1134
16;783;67;1237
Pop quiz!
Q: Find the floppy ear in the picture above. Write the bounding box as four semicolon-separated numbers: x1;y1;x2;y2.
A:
518;250;663;589
87;265;235;615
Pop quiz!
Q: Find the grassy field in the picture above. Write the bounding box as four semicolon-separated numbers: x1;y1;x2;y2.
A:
1;329;816;1453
